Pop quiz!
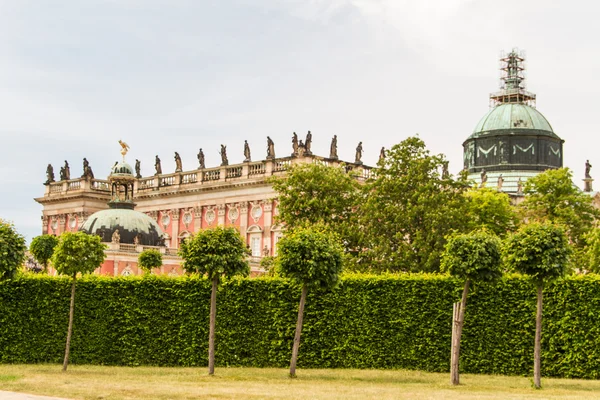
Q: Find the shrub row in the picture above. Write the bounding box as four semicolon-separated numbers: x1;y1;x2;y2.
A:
1;274;600;378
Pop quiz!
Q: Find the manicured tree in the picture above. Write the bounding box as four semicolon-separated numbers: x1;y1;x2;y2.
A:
138;249;163;274
0;219;26;280
51;232;106;372
441;230;503;385
29;234;59;273
504;223;571;389
463;188;519;237
277;225;344;378
178;226;249;375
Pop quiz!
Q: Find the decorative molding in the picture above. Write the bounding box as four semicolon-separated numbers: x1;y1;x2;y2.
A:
228;203;239;222
239;201;249;214
171;208;180;221
217;204;226;217
182;211;193;227
205;206;216;225
193;206;202;218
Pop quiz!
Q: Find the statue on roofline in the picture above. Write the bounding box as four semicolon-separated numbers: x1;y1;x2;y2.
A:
174;152;183;173
355;142;363;164
480;169;487;188
243;140;251;162
135;159;141;179
442;161;449;178
266;136;275;159
118;140;130;158
60;160;70;181
585;160;592;179
379;147;386;163
517;177;523;194
82;158;94;180
197;148;205;169
220;145;229;166
497;174;504;190
292;132;299;156
155;155;162;175
330;135;338;159
111;229;120;244
305;131;312;155
45;164;55;185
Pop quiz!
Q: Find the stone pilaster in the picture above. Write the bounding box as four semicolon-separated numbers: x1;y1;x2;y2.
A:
217;204;226;226
171;208;180;248
263;201;273;253
58;214;66;234
193;206;202;232
41;215;49;235
239;201;248;238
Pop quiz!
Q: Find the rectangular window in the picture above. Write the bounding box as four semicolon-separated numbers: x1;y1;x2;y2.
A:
250;234;261;257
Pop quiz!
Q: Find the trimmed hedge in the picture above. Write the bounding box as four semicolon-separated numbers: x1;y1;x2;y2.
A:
1;274;600;378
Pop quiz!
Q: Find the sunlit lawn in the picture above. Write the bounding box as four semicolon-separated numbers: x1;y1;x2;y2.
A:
1;365;600;400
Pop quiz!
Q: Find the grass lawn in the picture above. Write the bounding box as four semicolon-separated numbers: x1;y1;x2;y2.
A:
0;365;599;400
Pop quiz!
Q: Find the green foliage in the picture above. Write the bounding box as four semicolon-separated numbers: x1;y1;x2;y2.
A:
138;249;163;274
51;232;107;277
29;234;59;272
358;136;470;273
441;230;503;283
278;226;344;289
2;274;600;378
584;228;600;273
504;223;571;285
178;226;249;280
270;163;361;258
521;168;599;247
0;219;26;280
463;188;519;237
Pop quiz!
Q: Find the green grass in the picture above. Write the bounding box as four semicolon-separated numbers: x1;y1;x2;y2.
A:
1;365;599;399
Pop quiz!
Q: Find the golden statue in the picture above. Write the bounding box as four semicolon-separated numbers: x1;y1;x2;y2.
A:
118;140;130;159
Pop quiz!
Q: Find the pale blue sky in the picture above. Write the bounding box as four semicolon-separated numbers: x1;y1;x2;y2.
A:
1;0;599;241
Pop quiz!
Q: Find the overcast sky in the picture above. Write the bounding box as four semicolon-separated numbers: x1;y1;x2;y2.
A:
1;0;598;242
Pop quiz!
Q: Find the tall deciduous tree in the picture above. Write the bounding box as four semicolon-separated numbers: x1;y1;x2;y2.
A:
138;249;163;274
178;227;249;375
520;168;599;247
277;225;344;378
0;219;26;280
463;188;519;237
441;230;503;385
29;234;59;273
51;232;106;372
504;223;571;389
270;163;361;258
358;136;470;272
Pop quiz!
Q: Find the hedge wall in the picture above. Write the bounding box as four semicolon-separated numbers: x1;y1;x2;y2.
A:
1;274;600;378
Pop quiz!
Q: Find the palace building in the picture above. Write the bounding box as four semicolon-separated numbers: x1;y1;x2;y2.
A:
35;133;371;276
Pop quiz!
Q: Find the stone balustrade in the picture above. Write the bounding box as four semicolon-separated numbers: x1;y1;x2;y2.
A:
42;154;371;198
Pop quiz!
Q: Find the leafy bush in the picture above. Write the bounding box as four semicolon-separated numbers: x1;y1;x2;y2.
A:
0;219;26;280
138;249;163;274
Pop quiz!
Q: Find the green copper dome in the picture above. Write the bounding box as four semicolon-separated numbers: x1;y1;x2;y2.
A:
471;103;555;138
111;161;134;176
80;208;164;246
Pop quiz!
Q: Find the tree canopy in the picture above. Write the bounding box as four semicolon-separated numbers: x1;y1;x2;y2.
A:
178;226;249;279
29;234;59;273
138;249;163;274
277;225;344;290
520;168;599;247
463;188;519;237
441;230;503;283
357;136;470;273
0;219;27;280
504;223;571;284
51;232;107;276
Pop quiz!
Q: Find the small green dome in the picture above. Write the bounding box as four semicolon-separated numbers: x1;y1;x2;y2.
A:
472;103;554;136
111;161;134;176
80;209;164;246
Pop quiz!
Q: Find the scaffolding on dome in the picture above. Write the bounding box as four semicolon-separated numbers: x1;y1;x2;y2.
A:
489;48;536;108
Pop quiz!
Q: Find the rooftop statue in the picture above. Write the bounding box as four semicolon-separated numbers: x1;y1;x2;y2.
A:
243;140;251;162
155;155;162;175
585;160;592;179
355;142;363;164
517;177;523;194
220;145;229;166
174;152;183;173
480;169;487;188
82;158;94;179
442;161;449;178
379;147;386;163
111;229;121;244
197;148;205;169
329;135;338;159
60;160;70;181
305;131;312;155
118;140;130;158
497;174;504;190
45;164;55;185
292;132;299;156
135;159;141;179
266;136;275;159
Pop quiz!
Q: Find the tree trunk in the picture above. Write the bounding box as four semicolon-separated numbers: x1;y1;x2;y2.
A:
534;284;543;389
289;284;308;378
208;276;219;375
62;273;77;372
451;279;470;385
